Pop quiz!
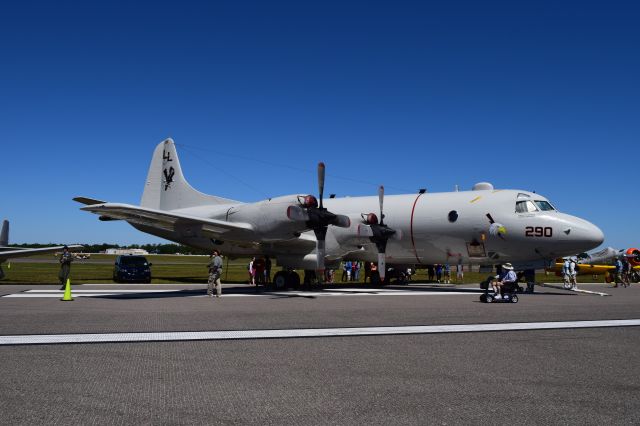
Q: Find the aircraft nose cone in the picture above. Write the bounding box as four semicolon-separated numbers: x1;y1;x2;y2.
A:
586;222;605;247
572;219;604;251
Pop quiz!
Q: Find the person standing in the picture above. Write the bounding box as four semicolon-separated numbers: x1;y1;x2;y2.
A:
248;257;256;285
614;257;624;288
345;260;352;282
427;265;435;282
435;264;442;283
364;261;371;283
443;263;451;284
58;245;73;289
562;258;572;289
265;256;272;284
341;262;348;282
569;257;578;290
622;258;632;288
207;250;223;298
456;263;464;283
370;262;378;285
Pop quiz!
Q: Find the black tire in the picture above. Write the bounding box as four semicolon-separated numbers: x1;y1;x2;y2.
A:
479;294;487;303
486;294;494;303
287;271;301;289
273;271;287;290
511;294;519;303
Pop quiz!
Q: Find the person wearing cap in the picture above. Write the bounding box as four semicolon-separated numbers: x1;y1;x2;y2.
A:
569;257;578;290
207;250;223;298
58;245;74;289
562;258;572;289
491;263;517;299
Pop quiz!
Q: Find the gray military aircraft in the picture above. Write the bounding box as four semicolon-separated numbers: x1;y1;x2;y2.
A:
75;138;604;287
0;220;83;279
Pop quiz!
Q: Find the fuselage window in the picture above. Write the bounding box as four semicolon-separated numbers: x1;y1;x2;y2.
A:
534;200;555;211
515;200;539;213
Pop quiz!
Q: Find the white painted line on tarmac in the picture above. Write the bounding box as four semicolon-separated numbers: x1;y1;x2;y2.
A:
25;289;177;293
0;319;638;345
539;283;611;296
2;289;481;298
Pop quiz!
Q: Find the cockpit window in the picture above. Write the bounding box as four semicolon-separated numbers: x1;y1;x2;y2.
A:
515;200;539;213
534;200;555;211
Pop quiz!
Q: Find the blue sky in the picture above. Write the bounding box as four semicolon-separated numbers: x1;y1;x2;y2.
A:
2;1;639;249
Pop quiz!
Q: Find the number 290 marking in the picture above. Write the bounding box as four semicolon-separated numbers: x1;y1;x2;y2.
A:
525;226;552;237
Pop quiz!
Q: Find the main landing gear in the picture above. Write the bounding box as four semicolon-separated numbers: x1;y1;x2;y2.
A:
272;270;301;290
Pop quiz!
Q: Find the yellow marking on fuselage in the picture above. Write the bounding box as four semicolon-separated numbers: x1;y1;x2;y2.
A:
470;196;482;203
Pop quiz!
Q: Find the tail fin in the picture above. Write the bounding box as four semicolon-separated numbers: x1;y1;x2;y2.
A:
140;138;238;210
0;220;8;246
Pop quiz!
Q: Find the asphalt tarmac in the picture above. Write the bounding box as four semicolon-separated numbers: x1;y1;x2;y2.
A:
0;282;638;425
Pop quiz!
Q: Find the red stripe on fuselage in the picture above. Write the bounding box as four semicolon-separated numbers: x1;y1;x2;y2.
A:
410;193;424;264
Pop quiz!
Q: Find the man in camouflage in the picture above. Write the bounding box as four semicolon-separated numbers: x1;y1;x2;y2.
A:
59;245;73;289
207;250;223;298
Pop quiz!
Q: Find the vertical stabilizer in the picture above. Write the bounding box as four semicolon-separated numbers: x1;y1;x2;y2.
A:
0;220;8;246
140;138;238;210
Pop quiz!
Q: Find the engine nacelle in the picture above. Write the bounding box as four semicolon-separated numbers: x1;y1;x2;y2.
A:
230;195;312;241
625;248;640;266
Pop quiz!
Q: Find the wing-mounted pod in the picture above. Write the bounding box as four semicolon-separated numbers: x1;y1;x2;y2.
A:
356;186;399;281
287;163;350;281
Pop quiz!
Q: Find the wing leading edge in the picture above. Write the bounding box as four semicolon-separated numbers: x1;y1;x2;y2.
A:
80;203;256;242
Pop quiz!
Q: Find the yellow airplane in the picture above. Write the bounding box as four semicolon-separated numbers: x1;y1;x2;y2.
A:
547;247;640;283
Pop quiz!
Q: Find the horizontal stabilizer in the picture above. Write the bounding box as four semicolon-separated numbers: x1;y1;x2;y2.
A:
73;197;107;205
0;245;83;263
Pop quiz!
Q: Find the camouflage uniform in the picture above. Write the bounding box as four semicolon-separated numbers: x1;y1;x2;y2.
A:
59;250;73;287
207;254;223;298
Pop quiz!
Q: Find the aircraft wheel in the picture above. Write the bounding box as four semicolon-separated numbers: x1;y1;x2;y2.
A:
485;294;494;303
479;294;487;303
511;294;519;303
287;271;301;289
273;272;287;290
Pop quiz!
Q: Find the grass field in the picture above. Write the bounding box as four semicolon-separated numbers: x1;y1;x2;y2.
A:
0;255;579;285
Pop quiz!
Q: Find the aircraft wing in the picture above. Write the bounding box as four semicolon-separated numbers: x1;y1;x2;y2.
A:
80;203;256;242
0;245;84;263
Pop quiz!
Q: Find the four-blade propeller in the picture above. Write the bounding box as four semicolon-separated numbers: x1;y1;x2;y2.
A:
359;186;397;282
287;162;350;282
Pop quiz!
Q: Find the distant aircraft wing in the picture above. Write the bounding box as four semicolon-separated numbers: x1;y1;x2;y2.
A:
0;245;84;263
80;203;256;242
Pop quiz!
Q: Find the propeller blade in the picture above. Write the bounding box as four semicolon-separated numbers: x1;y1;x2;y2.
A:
287;205;310;222
318;162;325;209
378;185;384;225
316;239;326;282
378;252;386;281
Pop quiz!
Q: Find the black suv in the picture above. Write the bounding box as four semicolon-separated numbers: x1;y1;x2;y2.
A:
113;255;152;283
